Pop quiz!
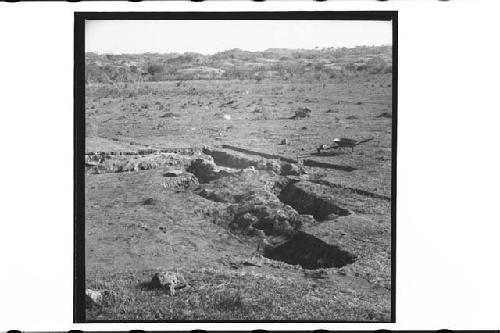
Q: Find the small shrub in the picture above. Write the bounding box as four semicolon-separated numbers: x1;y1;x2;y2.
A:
147;64;164;76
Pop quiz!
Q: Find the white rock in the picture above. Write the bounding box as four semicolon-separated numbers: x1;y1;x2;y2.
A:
151;271;187;296
85;289;104;308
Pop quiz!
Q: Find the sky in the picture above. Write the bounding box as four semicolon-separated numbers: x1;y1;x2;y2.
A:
86;20;392;55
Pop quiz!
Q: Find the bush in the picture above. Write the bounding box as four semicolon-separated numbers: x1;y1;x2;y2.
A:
147;64;164;76
366;56;388;74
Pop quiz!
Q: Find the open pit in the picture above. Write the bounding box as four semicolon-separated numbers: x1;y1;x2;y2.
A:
278;181;351;220
264;231;356;269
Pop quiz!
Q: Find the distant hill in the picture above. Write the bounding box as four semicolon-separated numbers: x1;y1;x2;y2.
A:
85;45;392;83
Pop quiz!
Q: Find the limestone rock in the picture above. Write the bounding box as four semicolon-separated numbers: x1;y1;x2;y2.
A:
231;212;259;230
280;162;306;176
298;214;316;225
85;289;113;308
150;271;187;296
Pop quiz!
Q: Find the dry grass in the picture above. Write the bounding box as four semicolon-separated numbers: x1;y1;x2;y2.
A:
87;268;390;321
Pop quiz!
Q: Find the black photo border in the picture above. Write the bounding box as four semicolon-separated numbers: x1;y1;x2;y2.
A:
74;10;398;324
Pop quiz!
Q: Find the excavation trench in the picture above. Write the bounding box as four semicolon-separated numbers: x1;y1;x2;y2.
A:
221;144;357;172
264;231;356;269
278;181;351;220
185;156;356;270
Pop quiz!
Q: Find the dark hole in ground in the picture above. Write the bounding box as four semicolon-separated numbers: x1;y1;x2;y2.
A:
278;181;350;220
264;231;356;269
302;159;356;172
252;220;275;235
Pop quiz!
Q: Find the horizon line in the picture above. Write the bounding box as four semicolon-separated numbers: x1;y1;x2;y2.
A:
86;44;392;56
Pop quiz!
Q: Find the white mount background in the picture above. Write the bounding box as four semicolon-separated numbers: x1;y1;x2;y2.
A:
0;0;499;331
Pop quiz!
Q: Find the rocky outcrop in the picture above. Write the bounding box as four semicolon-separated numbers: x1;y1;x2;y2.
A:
85;152;199;174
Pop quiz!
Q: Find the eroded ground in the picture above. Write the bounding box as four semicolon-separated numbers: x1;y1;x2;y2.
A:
85;76;392;321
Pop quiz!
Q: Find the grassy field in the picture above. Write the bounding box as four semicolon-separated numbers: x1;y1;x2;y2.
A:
85;74;393;321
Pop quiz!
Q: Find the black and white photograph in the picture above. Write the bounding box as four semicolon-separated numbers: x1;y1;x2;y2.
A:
4;0;500;330
77;12;396;322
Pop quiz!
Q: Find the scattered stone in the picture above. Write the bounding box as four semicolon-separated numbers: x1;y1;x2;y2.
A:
160;112;179;118
230;212;259;230
150;272;187;296
298;214;316;225
85;289;113;308
280;162;306;176
196;188;231;203
142;198;155;205
291;107;312;119
264;160;281;174
137;222;149;231
86;289;103;308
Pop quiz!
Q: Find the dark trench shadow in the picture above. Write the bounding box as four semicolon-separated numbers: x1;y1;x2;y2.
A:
310;150;350;157
264;231;356;269
302;159;356;172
